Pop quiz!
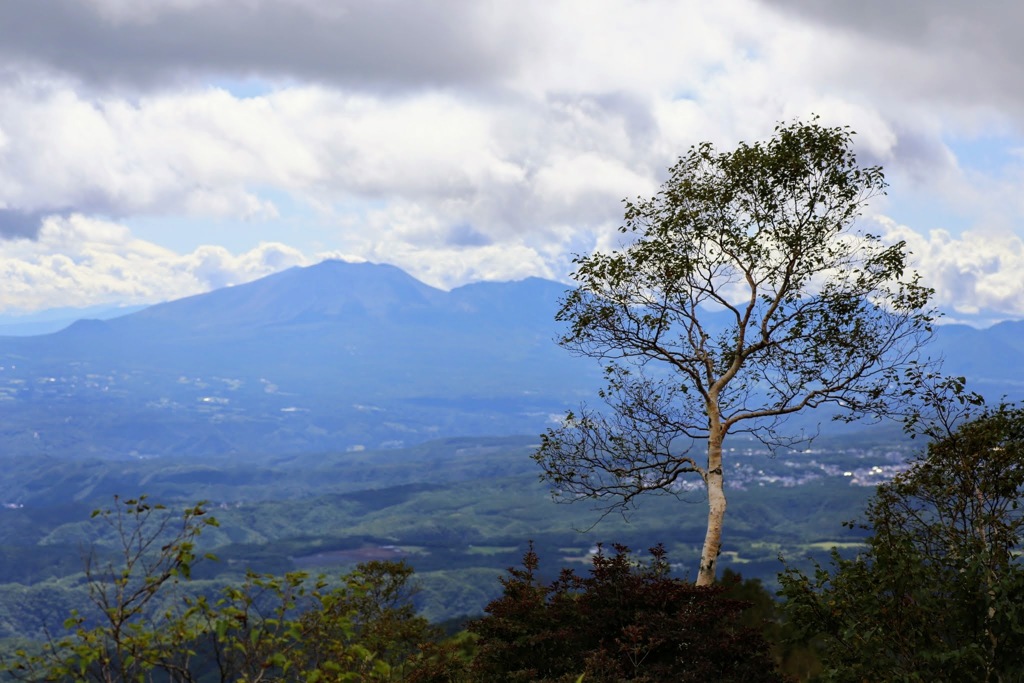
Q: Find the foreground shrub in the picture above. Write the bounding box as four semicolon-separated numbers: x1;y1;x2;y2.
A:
0;496;466;682
780;405;1024;681
470;543;786;682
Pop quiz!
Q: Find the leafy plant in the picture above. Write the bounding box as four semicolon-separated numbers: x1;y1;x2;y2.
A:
780;404;1024;682
471;543;786;682
1;496;465;682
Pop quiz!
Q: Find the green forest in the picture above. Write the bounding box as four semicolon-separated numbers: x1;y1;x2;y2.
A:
3;402;1023;681
0;433;881;635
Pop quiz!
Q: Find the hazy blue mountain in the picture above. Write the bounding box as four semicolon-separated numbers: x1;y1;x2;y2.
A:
928;320;1024;393
0;259;1019;460
0;303;146;336
0;261;599;458
123;260;449;333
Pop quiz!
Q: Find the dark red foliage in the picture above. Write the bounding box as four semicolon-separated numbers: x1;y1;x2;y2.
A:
469;543;787;682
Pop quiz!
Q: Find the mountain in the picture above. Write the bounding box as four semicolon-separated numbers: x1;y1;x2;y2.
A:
928;319;1024;393
0;304;147;336
0;259;1020;460
0;261;597;458
122;261;448;333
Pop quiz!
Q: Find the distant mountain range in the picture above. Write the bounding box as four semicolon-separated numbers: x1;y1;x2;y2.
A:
0;259;1020;460
0;304;147;336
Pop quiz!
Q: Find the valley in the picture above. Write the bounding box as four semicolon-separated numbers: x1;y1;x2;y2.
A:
0;431;904;636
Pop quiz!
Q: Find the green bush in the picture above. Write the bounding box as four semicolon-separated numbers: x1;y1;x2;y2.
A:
471;543;786;682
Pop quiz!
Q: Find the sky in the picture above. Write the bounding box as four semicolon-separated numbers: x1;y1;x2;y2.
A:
0;1;1023;326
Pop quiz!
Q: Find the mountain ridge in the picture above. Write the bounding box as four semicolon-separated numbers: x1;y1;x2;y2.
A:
0;259;1019;459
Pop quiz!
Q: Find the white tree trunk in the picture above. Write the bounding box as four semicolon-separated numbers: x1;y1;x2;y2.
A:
696;429;726;586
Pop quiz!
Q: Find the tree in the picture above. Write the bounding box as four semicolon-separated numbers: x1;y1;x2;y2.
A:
0;495;220;682
192;560;463;682
290;559;460;681
2;496;463;682
779;404;1024;681
533;118;933;585
469;543;785;682
719;568;823;680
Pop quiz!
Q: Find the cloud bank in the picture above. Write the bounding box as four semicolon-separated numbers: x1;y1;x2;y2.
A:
0;0;1022;323
0;215;306;312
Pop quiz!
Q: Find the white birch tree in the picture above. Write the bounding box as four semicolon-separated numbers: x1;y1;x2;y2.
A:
533;119;934;586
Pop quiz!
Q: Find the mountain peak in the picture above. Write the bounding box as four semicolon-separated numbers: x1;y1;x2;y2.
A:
119;259;446;333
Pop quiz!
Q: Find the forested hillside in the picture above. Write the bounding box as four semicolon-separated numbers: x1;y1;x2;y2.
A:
0;434;890;637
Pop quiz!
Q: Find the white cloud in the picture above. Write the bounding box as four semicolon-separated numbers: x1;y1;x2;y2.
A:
0;0;1020;322
0;215;307;312
0;82;299;217
0;80;671;274
877;217;1024;323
